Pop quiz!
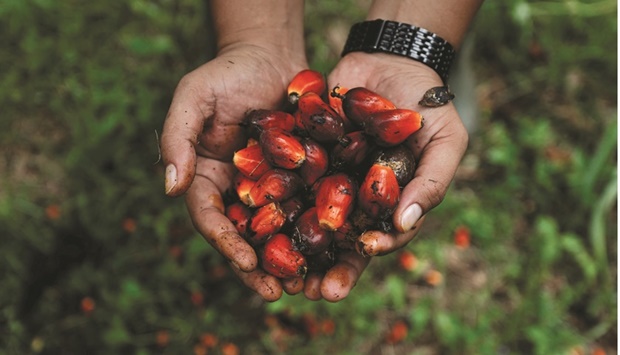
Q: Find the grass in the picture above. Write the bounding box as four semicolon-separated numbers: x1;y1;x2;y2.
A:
0;0;616;354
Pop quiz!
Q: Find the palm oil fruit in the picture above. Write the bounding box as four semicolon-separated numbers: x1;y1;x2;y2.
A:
287;69;326;105
226;69;426;280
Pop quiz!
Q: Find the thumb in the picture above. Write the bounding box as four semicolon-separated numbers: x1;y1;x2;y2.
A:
161;74;214;197
392;122;468;233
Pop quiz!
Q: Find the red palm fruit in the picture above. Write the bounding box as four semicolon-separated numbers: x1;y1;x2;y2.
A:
298;92;345;143
293;110;306;134
331;86;396;127
247;169;304;208
398;250;418;271
358;164;400;220
315;173;357;231
246;202;286;245
280;196;305;226
371;145;416;187
259;128;306;169
261;233;307;278
328;85;348;119
298;138;329;186
233;173;256;206
328;85;355;132
246;109;296;137
233;144;272;179
385;320;409;344
332;220;357;250
292;207;333;255
330;131;371;169
364;108;423;147
287;69;326;105
225;201;253;235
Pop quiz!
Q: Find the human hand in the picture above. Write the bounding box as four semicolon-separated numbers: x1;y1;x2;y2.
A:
161;44;307;301
304;52;468;302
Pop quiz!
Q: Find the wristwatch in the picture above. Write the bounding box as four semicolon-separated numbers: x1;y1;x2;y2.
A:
341;19;456;83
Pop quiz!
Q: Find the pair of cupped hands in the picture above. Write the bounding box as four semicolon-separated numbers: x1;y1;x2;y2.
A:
160;43;468;302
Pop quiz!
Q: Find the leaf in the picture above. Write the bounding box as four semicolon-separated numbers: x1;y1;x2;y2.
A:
560;233;597;283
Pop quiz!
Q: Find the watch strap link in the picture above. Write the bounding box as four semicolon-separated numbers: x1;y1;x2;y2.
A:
341;19;456;83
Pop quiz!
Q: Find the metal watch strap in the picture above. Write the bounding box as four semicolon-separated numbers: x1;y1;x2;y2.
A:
341;19;456;83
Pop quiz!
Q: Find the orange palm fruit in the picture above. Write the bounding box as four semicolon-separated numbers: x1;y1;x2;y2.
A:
233;173;256;206
358;163;400;220
330;131;371;169
331;86;396;127
371;145;416;187
246;109;296;138
298;92;345;143
261;233;307;278
287;69;326;104
292;207;334;255
225;201;253;235
314;173;357;231
385;320;409;344
247;169;303;208
298;137;329;186
328;85;355;132
247;202;286;245
364;108;423;147
259;128;306;169
232;144;272;179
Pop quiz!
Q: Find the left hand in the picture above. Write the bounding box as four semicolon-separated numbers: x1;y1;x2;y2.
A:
304;52;468;302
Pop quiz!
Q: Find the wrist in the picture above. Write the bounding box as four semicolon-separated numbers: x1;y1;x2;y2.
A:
366;0;484;50
217;30;307;67
341;19;455;83
212;0;306;66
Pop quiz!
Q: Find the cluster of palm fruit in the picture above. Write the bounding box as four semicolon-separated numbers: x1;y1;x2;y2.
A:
224;69;422;279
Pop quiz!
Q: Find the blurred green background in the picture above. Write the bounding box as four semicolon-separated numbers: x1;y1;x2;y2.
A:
0;0;617;354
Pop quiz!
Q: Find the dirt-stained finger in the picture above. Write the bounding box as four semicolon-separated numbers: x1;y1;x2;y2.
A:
282;276;305;295
161;71;216;197
357;216;425;257
320;251;371;302
230;264;283;302
303;273;323;301
186;174;257;272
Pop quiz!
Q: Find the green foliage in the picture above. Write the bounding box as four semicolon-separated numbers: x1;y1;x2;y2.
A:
0;0;616;354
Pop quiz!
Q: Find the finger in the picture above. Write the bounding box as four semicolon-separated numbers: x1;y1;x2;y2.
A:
161;69;215;197
357;216;426;257
230;263;283;302
282;276;305;295
393;111;469;233
320;251;371;302
185;162;257;272
303;272;324;301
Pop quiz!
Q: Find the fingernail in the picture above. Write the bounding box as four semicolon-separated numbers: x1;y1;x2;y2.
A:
165;164;177;195
399;203;423;232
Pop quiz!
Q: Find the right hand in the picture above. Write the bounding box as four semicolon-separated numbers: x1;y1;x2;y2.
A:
160;43;307;301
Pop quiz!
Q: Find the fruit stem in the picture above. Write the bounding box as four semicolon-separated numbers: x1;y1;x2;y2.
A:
330;85;345;100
